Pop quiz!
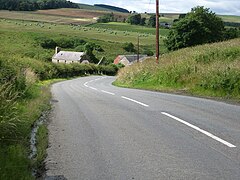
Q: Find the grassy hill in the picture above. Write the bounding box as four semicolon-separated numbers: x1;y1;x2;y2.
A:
0;18;167;60
115;38;240;101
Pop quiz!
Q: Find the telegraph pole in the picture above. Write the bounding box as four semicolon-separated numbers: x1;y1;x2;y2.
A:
156;0;159;64
137;34;140;62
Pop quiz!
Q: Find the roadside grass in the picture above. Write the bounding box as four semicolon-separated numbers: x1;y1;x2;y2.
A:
0;78;67;180
115;38;240;101
0;82;51;179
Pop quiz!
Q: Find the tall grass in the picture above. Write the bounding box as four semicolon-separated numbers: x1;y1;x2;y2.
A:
0;83;20;140
115;38;240;100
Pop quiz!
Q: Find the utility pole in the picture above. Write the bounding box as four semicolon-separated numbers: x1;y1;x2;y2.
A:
137;34;140;62
156;0;159;64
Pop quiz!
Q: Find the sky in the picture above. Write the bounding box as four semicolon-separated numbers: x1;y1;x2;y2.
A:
71;0;240;15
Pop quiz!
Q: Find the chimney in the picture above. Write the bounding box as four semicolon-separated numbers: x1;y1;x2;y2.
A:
55;46;60;54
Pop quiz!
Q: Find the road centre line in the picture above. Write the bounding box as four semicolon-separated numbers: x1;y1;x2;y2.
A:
89;87;98;91
121;96;149;107
101;90;115;95
161;112;236;148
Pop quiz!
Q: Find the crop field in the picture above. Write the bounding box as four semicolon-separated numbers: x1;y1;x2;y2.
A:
0;10;95;25
35;8;128;19
0;9;129;25
89;22;170;36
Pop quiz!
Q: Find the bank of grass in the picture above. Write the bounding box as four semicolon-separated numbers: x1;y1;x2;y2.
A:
115;38;240;101
0;79;56;179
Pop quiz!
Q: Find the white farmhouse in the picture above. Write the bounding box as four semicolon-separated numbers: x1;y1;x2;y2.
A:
52;47;89;64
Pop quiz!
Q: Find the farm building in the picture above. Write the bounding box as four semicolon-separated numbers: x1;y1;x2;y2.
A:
114;55;148;66
52;47;90;64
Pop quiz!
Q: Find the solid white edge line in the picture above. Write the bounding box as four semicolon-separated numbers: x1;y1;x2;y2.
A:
161;112;236;148
121;96;149;107
101;90;115;95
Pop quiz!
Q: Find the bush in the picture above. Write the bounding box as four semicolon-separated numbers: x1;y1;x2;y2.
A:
143;49;154;56
55;38;74;48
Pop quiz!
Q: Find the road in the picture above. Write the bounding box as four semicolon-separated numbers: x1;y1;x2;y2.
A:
45;76;240;180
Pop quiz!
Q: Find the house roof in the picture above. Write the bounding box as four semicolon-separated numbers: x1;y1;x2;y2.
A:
114;55;147;64
52;51;85;61
123;55;147;63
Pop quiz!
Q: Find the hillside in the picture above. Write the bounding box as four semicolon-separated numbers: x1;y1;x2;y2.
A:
115;38;240;101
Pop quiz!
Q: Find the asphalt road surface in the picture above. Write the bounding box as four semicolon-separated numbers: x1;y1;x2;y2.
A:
45;76;240;180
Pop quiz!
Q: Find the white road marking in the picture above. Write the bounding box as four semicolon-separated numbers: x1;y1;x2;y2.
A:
89;87;98;91
121;96;149;107
84;82;88;87
161;112;236;148
101;90;115;95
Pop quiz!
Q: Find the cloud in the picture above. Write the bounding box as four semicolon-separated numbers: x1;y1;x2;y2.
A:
72;0;240;15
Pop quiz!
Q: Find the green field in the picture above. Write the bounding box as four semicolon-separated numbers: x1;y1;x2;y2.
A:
218;15;240;23
88;22;170;36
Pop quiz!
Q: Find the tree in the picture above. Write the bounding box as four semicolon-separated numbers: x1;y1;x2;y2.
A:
164;6;225;51
123;42;135;52
97;13;114;23
127;14;141;25
147;14;156;27
84;43;98;64
140;17;146;26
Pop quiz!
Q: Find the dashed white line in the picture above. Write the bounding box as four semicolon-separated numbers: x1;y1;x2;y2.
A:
101;90;115;95
89;87;98;91
161;112;236;148
121;96;149;107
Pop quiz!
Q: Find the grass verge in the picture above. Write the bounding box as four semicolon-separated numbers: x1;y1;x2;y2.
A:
0;79;66;180
114;38;240;102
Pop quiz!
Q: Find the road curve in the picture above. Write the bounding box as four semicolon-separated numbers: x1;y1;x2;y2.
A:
45;76;240;180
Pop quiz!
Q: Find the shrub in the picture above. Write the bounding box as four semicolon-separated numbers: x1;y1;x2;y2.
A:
143;49;154;56
55;38;74;48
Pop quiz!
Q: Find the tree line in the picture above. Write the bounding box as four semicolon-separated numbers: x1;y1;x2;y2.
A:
94;4;129;13
0;0;78;11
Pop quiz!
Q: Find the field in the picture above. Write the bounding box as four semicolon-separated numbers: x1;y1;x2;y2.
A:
0;10;95;25
218;15;240;23
88;22;170;36
0;8;129;25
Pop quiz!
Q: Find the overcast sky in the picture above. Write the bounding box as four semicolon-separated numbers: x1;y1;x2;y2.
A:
72;0;240;15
